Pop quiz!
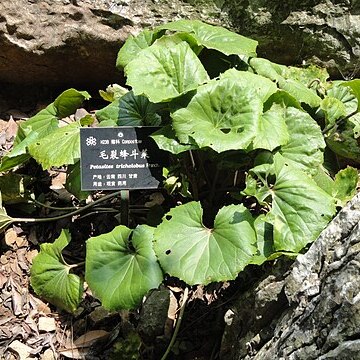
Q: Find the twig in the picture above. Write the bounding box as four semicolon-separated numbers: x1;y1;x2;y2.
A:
11;191;122;224
160;287;189;360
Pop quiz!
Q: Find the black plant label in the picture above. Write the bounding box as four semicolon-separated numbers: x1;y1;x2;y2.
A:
80;127;168;190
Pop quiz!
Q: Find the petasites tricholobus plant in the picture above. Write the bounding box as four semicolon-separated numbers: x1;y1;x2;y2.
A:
0;20;359;313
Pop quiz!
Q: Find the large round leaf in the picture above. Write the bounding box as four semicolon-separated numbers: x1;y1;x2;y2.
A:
252;104;289;151
279;107;325;174
30;230;83;313
125;40;209;103
154;202;257;285
85;225;163;310
248;154;336;253
157;20;258;57
171;78;262;152
220;69;277;102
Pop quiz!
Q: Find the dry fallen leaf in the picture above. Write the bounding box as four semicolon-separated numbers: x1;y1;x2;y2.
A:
73;330;109;348
8;340;34;360
5;229;18;247
25;249;38;264
165;290;178;338
6;116;20;140
38;317;57;332
40;349;56;360
59;330;109;359
59;348;88;360
49;170;67;190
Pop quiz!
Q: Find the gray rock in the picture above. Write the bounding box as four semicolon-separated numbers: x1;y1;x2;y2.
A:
0;0;225;88
223;0;360;79
220;193;360;359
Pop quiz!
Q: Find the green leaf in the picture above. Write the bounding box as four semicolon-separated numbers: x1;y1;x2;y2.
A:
125;40;209;103
249;57;284;81
0;173;33;204
0;154;31;173
349;113;360;138
249;58;321;107
320;97;346;125
0;209;13;233
0;193;14;233
53;89;91;118
99;84;129;102
151;125;197;154
250;215;274;265
1;89;90;171
220;69;277;102
252;103;289;151
158;20;258;57
85;225;163;310
30;230;83;313
326;120;360;162
116;29;165;69
327;84;357;115
154;33;202;55
96;91;163;126
283;64;329;86
171;78;262;152
279;107;325;174
28;122;81;169
333;166;358;205
341;79;360;111
154;202;257;285
9;105;59;158
312;165;335;196
250;154;336;252
278;78;321;108
65;162;90;200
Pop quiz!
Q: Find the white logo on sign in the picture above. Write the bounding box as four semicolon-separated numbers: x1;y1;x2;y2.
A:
117;132;124;138
86;136;97;146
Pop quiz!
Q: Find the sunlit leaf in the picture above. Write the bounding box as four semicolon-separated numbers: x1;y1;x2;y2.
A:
158;20;258;57
247;154;336;252
116;29;165;69
171;77;262;152
99;84;129;102
154;202;257;285
221;69;277;102
320;96;346;125
279;107;325;174
333;166;359;205
151;125;197;154
30;230;83;313
28;122;81;169
1;89;90;171
252;103;289;151
125;40;209;103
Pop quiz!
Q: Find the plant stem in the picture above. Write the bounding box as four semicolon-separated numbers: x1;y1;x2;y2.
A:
322;109;358;135
12;191;122;224
209;166;219;207
29;198;79;211
160;287;189;360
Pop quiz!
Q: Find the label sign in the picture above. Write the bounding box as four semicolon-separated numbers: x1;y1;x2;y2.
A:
80;127;168;191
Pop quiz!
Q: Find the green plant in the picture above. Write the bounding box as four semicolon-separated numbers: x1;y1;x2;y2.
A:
1;20;359;313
